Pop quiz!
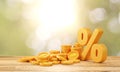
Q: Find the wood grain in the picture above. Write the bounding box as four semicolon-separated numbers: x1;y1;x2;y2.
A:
0;56;120;72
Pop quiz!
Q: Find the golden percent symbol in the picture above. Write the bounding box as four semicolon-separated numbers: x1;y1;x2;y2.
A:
78;28;107;63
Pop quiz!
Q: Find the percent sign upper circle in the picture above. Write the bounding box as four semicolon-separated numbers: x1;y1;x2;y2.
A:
77;28;107;63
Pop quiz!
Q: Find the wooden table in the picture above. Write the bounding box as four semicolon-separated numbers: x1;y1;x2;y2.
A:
0;56;120;72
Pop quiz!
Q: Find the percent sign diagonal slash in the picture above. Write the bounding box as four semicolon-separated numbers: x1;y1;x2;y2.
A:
78;28;107;62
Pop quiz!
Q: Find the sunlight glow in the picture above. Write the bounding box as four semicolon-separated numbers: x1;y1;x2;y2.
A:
25;0;78;53
36;0;76;40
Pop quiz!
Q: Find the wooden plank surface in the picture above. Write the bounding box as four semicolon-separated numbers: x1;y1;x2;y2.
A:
0;56;120;72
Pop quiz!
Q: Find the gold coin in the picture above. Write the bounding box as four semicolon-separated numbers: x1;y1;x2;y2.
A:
57;53;67;58
50;54;57;57
56;55;67;61
18;57;29;62
38;52;50;60
68;51;79;60
73;59;80;63
52;61;60;64
18;56;36;62
61;45;71;53
73;43;82;48
61;60;74;65
30;61;39;65
40;62;53;66
50;57;58;61
37;59;49;63
50;50;60;54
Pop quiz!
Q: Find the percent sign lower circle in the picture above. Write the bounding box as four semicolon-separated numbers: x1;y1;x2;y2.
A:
78;28;107;63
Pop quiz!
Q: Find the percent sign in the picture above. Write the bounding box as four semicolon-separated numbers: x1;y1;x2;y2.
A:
78;28;107;63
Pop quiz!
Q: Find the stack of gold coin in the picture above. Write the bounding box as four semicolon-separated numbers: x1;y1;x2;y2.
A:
18;43;81;66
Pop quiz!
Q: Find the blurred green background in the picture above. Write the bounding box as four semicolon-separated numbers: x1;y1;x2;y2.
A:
0;0;120;56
